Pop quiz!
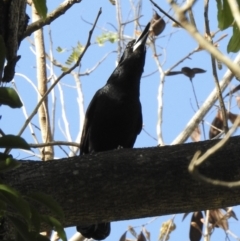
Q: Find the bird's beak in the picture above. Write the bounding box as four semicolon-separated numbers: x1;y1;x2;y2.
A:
133;22;150;52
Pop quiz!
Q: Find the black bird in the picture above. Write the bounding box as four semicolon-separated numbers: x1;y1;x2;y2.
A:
77;22;150;240
166;67;206;81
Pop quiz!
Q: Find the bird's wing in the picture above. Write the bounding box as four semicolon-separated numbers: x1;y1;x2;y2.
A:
125;109;142;148
80;89;102;155
137;109;143;135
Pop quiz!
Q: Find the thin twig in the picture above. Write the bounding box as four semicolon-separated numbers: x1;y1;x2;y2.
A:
115;0;123;61
57;82;74;154
12;81;41;152
163;215;176;241
48;26;57;138
29;141;79;148
46;48;115;77
72;72;85;155
149;40;165;145
164;47;200;74
142;127;158;141
188;3;197;29
79;51;115;76
190;80;206;140
122;15;143;26
204;210;210;241
149;0;182;27
68;232;85;241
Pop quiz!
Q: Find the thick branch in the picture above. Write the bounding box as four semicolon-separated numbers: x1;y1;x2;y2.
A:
3;136;240;228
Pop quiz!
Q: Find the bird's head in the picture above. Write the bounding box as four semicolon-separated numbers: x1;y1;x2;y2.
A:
118;22;150;65
107;22;150;88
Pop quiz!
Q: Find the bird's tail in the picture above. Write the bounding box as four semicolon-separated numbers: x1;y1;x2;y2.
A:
77;222;111;240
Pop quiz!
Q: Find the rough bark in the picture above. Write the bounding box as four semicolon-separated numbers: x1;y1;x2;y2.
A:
2;136;240;228
0;0;27;82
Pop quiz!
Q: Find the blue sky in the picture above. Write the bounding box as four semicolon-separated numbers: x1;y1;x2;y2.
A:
2;0;240;240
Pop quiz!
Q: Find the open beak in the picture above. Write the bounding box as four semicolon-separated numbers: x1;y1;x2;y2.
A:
133;22;150;52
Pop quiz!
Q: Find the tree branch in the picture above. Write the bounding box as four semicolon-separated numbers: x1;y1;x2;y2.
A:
23;0;82;39
4;136;240;228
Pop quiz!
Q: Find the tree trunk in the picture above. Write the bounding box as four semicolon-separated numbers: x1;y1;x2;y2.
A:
0;0;27;82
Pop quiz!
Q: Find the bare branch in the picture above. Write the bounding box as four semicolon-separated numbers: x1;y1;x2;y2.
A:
29;141;79;148
164;47;200;74
149;0;182;27
48;26;57;138
115;0;123;61
149;39;165;145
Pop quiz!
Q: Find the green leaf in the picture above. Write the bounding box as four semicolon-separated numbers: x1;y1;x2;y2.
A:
108;33;118;43
7;215;35;241
216;0;234;30
0;155;21;172
28;192;64;219
0;87;22;108
65;50;80;65
96;37;104;46
0;135;30;150
96;33;118;46
0;35;6;75
32;0;48;19
65;42;84;65
56;46;66;53
76;41;84;53
227;23;240;53
41;215;67;241
61;66;69;72
0;189;31;222
0;184;19;197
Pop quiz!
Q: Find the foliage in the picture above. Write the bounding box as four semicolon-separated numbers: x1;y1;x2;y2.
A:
32;0;48;19
0;159;67;240
96;32;118;46
0;42;66;240
65;42;84;66
216;0;240;52
0;87;22;108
